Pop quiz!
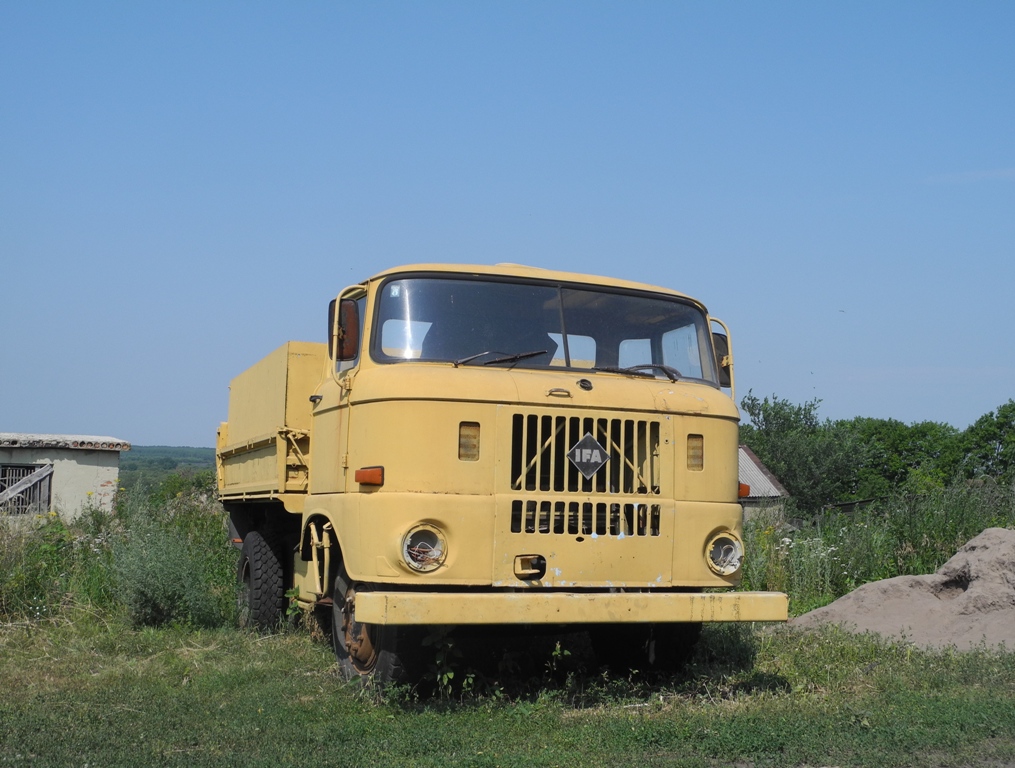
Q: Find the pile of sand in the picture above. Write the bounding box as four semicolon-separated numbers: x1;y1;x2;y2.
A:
790;527;1015;650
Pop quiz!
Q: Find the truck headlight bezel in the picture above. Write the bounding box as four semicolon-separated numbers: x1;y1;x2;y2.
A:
705;531;744;576
401;524;448;573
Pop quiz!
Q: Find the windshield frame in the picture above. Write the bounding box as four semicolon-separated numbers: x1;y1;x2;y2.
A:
368;272;721;386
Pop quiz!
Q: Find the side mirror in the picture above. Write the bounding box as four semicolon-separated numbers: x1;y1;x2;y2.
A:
336;298;360;361
712;331;732;388
328;299;337;359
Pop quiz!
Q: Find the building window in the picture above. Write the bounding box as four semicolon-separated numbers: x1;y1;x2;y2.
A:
0;464;53;516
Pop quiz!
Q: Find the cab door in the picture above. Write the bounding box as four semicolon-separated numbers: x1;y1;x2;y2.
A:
309;289;365;495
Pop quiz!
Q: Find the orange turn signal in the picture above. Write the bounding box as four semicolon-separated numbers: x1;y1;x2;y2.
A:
355;466;384;486
459;421;480;461
738;482;751;498
686;434;704;471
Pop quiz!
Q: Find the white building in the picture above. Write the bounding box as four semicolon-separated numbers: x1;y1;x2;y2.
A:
0;433;131;520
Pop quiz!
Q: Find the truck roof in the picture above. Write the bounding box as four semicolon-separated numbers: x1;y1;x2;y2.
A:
366;263;704;309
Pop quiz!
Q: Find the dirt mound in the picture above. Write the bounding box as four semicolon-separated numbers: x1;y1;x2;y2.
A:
790;527;1015;650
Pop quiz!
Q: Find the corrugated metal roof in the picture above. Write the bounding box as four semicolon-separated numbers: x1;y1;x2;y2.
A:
738;445;788;499
0;433;131;452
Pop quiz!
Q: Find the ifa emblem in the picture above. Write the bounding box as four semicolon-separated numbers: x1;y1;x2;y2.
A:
567;433;610;479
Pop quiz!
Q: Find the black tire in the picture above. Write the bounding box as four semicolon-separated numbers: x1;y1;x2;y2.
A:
237;530;286;629
590;622;702;674
332;566;423;686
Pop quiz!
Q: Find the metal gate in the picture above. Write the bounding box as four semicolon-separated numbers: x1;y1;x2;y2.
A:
0;464;54;515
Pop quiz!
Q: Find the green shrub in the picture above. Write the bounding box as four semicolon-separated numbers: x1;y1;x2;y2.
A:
112;482;235;629
0;472;235;628
113;516;220;627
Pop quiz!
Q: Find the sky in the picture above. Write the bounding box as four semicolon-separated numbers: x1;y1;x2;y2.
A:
2;2;1013;447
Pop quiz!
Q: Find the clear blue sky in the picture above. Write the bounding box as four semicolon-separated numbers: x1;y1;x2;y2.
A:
2;2;1013;447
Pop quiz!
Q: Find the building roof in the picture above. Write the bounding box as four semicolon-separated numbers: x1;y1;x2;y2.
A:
738;445;789;499
0;433;131;452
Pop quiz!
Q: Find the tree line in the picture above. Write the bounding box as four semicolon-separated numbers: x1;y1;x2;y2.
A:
118;445;216;491
739;393;1015;514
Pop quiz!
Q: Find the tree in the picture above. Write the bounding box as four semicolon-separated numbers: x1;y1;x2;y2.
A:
739;393;866;514
845;417;961;498
961;400;1015;481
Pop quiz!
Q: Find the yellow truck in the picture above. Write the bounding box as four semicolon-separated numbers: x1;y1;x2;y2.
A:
217;263;787;683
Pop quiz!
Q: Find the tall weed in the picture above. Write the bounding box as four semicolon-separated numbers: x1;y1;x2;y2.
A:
0;473;236;628
113;481;236;628
743;482;1015;613
0;514;76;620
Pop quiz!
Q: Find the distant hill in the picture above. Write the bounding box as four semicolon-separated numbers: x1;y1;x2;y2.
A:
119;445;215;489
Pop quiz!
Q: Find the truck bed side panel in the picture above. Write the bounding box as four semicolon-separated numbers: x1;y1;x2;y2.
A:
218;341;325;496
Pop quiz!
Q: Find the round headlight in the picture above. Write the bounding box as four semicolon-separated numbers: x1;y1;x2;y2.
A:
705;531;744;576
402;524;447;573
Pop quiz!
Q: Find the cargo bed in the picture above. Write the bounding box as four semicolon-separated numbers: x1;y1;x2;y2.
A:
216;341;325;499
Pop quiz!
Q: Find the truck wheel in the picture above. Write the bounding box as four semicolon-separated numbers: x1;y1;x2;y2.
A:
237;531;286;629
590;622;701;674
332;568;422;686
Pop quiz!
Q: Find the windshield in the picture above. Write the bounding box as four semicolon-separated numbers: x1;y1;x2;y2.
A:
372;276;719;384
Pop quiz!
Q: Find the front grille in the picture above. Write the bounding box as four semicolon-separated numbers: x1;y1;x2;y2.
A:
510;499;661;537
510;413;662;495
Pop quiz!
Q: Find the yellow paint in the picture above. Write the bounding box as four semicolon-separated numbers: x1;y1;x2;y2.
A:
355;590;789;625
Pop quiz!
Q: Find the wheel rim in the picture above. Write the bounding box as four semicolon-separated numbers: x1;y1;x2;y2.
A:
237;562;252;628
342;585;378;673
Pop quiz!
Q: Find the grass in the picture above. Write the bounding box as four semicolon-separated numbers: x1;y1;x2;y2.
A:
1;615;1012;767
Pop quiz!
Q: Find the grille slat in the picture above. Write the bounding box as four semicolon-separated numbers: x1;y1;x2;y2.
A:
507;411;664;539
510;413;661;495
510;499;661;537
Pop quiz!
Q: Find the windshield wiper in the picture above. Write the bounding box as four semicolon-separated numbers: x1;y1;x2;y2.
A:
452;349;547;367
453;351;495;367
482;349;548;366
593;364;683;382
594;365;653;379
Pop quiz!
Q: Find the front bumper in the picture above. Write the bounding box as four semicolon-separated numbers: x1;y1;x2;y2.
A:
355;589;788;625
